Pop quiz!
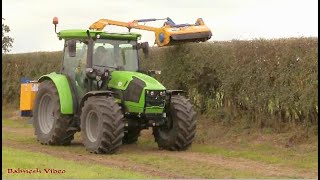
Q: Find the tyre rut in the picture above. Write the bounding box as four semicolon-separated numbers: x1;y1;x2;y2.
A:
121;143;317;178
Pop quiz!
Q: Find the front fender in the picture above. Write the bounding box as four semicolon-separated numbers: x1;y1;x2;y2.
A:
79;91;114;114
38;72;74;114
166;90;186;96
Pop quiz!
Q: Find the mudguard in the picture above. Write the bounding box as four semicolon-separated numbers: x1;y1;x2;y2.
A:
79;91;114;112
166;90;186;96
38;72;74;114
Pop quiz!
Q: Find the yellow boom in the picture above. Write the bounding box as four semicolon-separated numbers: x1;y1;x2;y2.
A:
89;17;212;47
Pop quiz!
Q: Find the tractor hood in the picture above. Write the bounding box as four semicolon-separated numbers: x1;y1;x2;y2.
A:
108;71;166;91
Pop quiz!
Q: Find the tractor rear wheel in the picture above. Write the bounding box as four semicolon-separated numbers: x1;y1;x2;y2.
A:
153;95;196;151
33;80;76;145
81;96;124;154
123;129;141;144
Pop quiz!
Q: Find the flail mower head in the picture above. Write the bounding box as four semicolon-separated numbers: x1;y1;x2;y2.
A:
89;17;212;47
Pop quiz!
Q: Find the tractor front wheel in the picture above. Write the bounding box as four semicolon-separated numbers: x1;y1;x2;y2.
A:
153;95;196;151
81;96;124;154
33;80;76;145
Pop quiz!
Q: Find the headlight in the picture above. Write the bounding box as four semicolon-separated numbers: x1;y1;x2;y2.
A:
150;91;155;96
159;91;166;96
146;90;154;96
146;90;166;97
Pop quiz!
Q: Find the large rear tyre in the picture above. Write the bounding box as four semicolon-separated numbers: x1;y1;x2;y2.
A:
81;96;124;154
153;95;196;151
33;80;76;145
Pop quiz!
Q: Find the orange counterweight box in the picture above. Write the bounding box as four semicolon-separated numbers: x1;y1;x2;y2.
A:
20;79;39;117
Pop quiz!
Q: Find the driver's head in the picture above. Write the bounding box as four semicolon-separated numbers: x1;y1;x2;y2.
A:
93;46;107;66
95;46;106;57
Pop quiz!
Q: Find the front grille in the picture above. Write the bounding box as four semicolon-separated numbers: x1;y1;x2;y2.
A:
145;90;166;107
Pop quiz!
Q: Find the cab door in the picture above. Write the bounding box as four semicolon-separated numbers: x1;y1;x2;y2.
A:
61;39;88;101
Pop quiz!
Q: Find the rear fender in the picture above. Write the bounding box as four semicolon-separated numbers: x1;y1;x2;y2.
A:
38;72;74;114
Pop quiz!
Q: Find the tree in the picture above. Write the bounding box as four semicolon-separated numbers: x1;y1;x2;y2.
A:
2;18;14;53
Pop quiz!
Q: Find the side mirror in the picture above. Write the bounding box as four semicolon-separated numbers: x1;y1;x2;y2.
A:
67;40;76;57
138;42;149;57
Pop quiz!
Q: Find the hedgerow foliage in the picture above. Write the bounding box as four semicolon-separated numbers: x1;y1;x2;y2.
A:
140;38;318;128
2;38;318;128
2;52;62;104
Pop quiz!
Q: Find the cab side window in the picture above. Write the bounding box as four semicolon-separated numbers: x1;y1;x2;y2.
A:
62;40;87;79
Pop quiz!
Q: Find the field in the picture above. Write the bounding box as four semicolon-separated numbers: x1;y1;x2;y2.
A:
2;38;318;179
2;108;318;179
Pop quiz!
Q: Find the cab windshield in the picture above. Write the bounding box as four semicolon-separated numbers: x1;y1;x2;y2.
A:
92;39;138;71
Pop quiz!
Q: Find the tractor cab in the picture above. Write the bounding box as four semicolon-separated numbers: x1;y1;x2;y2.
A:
57;29;152;99
59;29;147;72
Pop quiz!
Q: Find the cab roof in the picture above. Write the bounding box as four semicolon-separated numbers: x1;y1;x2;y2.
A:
57;29;141;40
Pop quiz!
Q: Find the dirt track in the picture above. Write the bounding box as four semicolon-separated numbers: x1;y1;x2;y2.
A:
2;123;318;179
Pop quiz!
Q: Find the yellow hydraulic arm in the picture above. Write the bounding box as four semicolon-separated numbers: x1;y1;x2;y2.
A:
89;18;212;47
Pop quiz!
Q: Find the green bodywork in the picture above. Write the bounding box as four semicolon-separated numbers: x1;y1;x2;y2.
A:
38;72;74;114
109;71;166;113
108;71;165;90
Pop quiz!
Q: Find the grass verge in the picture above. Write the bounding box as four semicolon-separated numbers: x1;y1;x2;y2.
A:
191;143;318;170
2;147;151;179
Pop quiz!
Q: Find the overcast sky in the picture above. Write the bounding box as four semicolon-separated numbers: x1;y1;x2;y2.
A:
2;0;318;54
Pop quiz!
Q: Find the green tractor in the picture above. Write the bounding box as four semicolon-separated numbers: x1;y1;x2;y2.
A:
31;17;196;154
